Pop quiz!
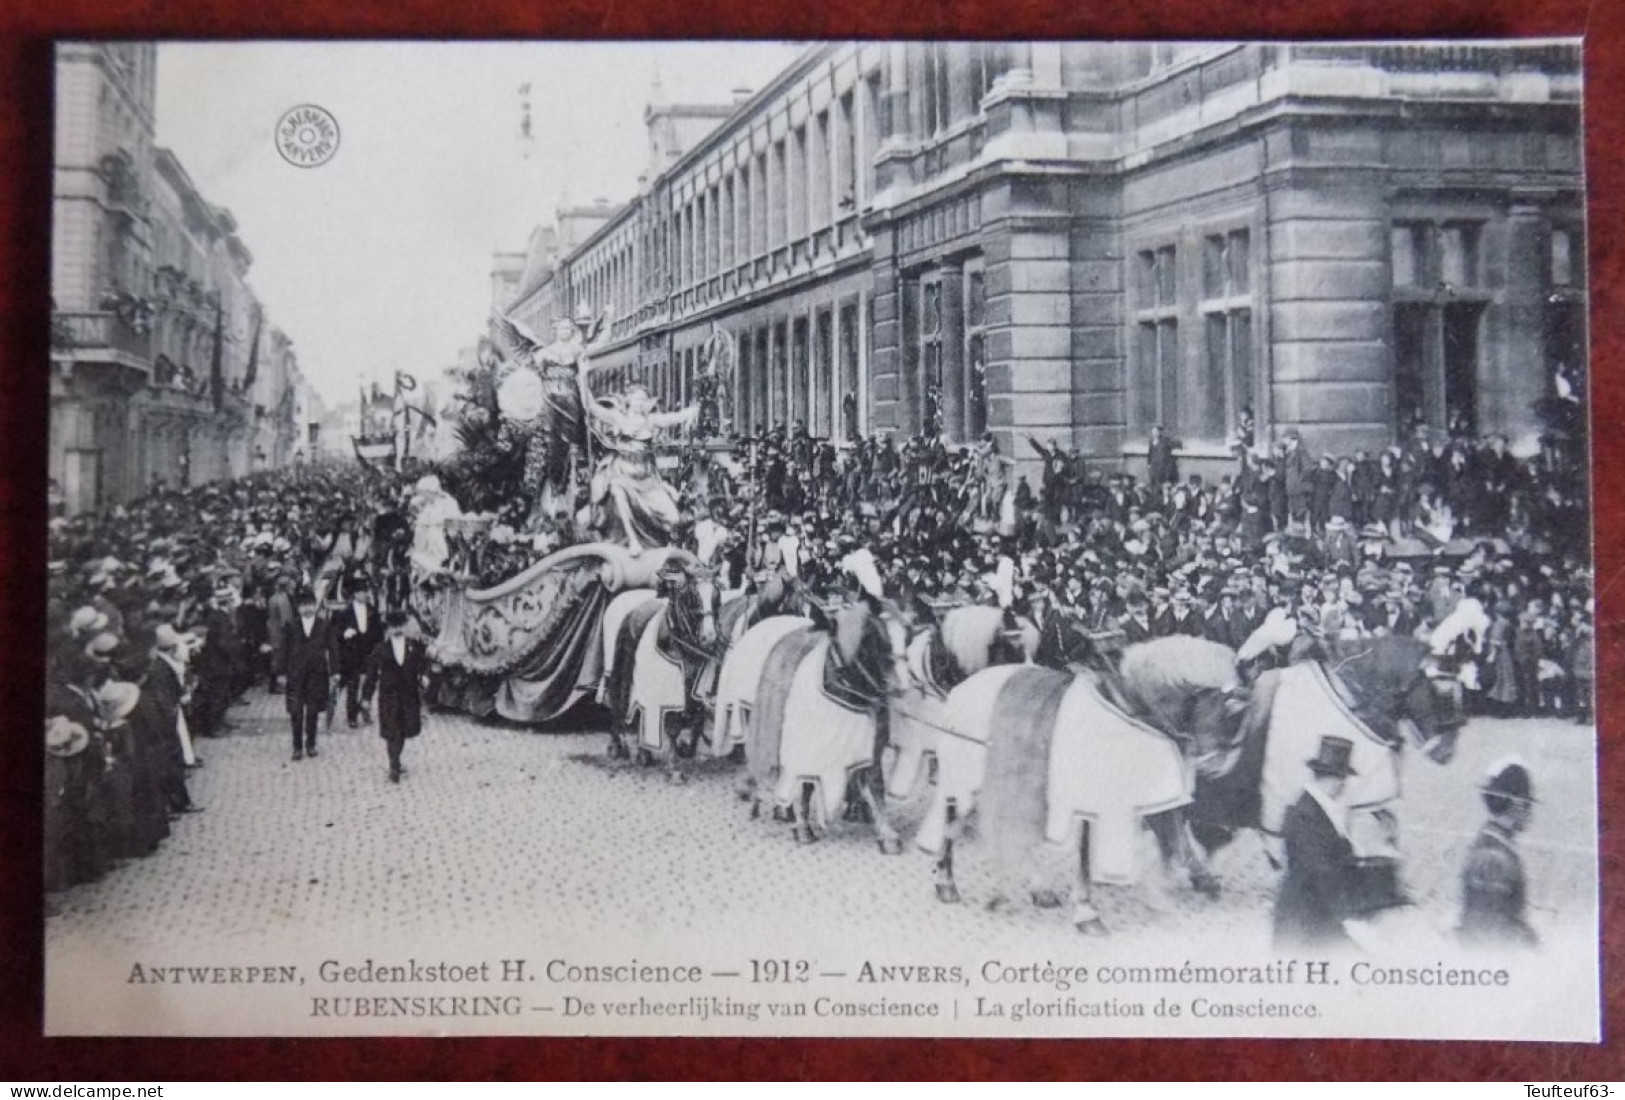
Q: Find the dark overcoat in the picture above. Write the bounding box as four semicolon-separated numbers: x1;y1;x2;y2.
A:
283;615;337;715
362;637;427;742
1273;789;1358;948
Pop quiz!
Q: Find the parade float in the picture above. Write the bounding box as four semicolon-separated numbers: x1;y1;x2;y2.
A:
409;309;734;724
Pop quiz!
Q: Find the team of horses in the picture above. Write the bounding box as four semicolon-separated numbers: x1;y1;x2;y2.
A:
593;558;1472;935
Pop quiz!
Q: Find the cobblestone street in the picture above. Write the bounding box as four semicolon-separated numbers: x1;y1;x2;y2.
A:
46;685;1599;967
41;684;1600;1041
47;685;1599;961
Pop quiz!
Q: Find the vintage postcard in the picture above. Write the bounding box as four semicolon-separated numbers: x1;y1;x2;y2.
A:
43;39;1596;1039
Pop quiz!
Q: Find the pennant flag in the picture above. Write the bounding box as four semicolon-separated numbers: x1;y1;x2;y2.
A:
242;310;263;392
209;303;225;410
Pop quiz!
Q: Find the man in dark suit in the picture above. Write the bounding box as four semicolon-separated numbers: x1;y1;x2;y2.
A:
1273;735;1360;948
282;588;336;762
1146;424;1180;489
146;624;200;814
1204;587;1250;650
1117;589;1156;645
361;611;428;784
1280;428;1315;527
333;581;384;728
1154;587;1205;638
265;572;296;692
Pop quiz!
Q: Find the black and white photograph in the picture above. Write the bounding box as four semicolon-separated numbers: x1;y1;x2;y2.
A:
43;39;1597;1039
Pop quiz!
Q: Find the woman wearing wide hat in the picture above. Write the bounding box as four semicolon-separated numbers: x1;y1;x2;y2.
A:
1273;735;1362;948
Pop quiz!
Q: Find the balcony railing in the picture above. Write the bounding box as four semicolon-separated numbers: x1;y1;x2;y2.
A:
1287;42;1581;75
53;310;151;363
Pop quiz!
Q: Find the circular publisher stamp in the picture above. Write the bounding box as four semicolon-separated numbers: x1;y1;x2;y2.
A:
275;104;341;168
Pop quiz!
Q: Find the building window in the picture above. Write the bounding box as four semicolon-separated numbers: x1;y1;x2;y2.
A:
1439;222;1480;289
968;44;1010;108
723;175;737;270
965;263;988;440
790;126;808;242
1551;223;1583;288
1390;218;1489;437
1391;223;1425;287
918;277;944;435
813;309;834;437
754;327;770;429
736;329;753;433
770;141;787;250
861;71;882;201
1198;229;1252;442
836;91;857;216
1547;221;1587;398
680;203;692;286
772;321;788;425
1133;245;1180;432
838;301;861;440
921;43;952;136
753;151;768;255
791;316;810;428
812;110;832;231
710;186;722;277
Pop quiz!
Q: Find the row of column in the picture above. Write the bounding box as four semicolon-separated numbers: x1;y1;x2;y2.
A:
733;297;867;439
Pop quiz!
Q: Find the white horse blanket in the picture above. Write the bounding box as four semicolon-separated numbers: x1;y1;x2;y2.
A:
1258;661;1404;838
920;664;1189;885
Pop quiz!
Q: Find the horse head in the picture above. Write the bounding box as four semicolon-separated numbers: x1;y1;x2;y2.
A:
1117;635;1245;773
1326;635;1466;765
683;569;721;649
659;551;720;651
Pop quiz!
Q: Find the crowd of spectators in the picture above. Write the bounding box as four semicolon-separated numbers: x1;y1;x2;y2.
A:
43;465;417;891
43;396;1595;891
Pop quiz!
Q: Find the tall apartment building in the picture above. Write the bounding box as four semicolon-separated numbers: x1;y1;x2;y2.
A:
502;41;1584;480
51;43;313;513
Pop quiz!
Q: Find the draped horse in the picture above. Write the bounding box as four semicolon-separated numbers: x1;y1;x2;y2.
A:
919;632;1245;934
722;588;1030;852
597;553;722;778
1185;630;1470;911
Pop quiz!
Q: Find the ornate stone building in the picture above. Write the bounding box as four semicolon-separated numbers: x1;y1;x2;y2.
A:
502;41;1584;480
51;42;313;514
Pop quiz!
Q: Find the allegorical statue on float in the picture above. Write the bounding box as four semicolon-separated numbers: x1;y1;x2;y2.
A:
579;361;698;557
426;303;724;725
486;306;605;529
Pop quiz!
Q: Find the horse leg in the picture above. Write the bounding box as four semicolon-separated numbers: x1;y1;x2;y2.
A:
606;727;630;761
933;799;962;903
1148;810;1221;899
664;713;688;786
733;760;756;804
856;773;904;855
791;781;820;845
1072;822;1109;936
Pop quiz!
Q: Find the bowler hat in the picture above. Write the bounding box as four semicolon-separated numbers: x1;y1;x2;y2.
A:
1482;756;1535;808
1306;735;1357;778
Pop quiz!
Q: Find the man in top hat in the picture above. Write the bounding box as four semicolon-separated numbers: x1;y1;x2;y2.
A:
1458;757;1539;949
334;579;384;728
283;588;338;762
1273;735;1361;949
361;610;429;784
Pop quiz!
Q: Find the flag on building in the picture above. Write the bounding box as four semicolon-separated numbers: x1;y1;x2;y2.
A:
209;303;225;410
